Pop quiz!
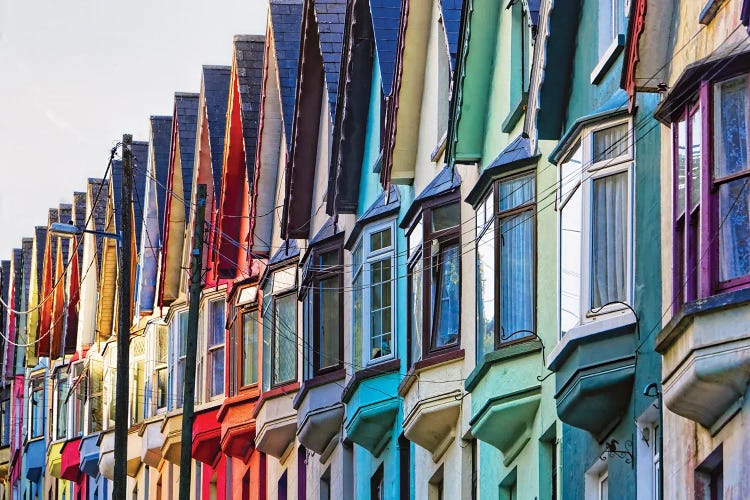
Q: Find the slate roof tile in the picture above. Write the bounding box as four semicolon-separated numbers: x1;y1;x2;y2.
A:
440;0;463;68
0;260;9;333
233;35;266;184
58;203;72;268
268;239;300;266
72;192;86;269
33;227;47;294
313;0;347;117
21;238;33;316
149;116;172;234
87;178;108;271
174;93;200;215
201;66;232;204
370;0;401;95
11;249;22;311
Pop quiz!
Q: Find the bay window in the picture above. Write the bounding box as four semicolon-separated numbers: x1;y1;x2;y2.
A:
476;172;535;360
262;266;298;391
169;309;188;409
200;298;226;400
73;360;86;437
305;241;343;377
407;197;461;365
558;119;632;337
671;74;750;302
54;367;68;440
29;374;44;439
0;396;9;447
228;285;261;396
241;309;259;387
153;325;168;412
352;220;397;367
88;358;103;433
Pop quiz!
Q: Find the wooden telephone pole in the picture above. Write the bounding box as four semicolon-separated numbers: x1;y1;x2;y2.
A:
179;184;207;499
113;134;132;500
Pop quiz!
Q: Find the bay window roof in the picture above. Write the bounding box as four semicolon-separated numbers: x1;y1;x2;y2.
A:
401;165;462;228
345;186;400;250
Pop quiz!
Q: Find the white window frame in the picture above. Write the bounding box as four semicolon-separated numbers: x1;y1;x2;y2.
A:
52;366;69;441
153;324;168;414
71;360;86;438
636;406;661;500
558;117;634;338
352;218;398;366
584;459;609;500
169;309;188;410
199;295;226;402
86;357;104;435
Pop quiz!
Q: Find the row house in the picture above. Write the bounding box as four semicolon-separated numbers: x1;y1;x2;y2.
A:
625;0;750;498
3;0;750;499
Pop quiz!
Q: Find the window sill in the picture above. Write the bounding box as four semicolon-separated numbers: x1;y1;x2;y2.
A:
465;339;543;392
217;389;260;421
398;349;465;396
501;92;528;133
293;368;346;409
590;34;625;85
342;358;401;403
547;309;637;371
655;286;750;353
252;382;300;418
699;0;727;25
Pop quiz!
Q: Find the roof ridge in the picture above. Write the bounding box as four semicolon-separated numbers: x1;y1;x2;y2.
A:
234;34;265;42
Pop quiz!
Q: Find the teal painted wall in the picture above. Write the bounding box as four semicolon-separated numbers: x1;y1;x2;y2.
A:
556;0;662;497
350;49;416;500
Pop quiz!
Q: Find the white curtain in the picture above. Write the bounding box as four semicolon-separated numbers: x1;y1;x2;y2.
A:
592;172;628;308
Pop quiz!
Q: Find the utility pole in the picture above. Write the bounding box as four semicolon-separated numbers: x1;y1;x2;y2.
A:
113;134;132;500
179;184;207;499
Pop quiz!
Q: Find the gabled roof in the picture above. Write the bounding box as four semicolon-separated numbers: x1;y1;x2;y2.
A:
371;0;401;95
72;192;86;270
401;165;462;227
149;116;172;232
313;0;347;117
174;93;200;213
11;249;22;311
87;178;109;271
0;260;9;333
270;0;304;146
233;36;266;183
111;144;149;245
33;226;47;294
201;66;231;202
58;203;73;270
327;0;377;215
440;0;462;68
47;208;60;270
21;236;33;319
465;134;540;206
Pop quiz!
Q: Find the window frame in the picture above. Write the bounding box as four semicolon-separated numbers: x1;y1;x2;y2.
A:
557;118;634;338
238;305;260;391
153;324;168;414
52;366;69;441
201;296;226;402
71;360;87;437
351;218;398;367
169;308;189;410
87;358;104;434
475;170;537;357
270;290;298;388
307;239;345;377
670;74;750;304
407;193;462;366
28;372;45;440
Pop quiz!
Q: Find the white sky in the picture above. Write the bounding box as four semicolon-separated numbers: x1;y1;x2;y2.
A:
0;0;268;259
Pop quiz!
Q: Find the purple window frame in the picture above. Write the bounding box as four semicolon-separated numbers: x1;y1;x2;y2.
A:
672;77;750;305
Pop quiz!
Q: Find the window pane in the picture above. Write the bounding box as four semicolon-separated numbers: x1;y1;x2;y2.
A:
369;258;393;360
560;143;582;203
262;283;273;392
319;250;339;268
676;118;687;216
210;347;224;397
500;212;534;341
714;76;749;179
432;244;460;348
156;368;167;409
560;184;582;335
431;203;460;232
690;109;702;212
370;228;392;252
274;294;297;385
592;172;628;308
353;273;363;369
408;221;423;257
56;372;68;440
498;173;535;212
476;222;495;359
209;300;225;347
593;123;628;163
410;260;423;364
242;312;258;386
318;278;340;370
718;178;750;281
